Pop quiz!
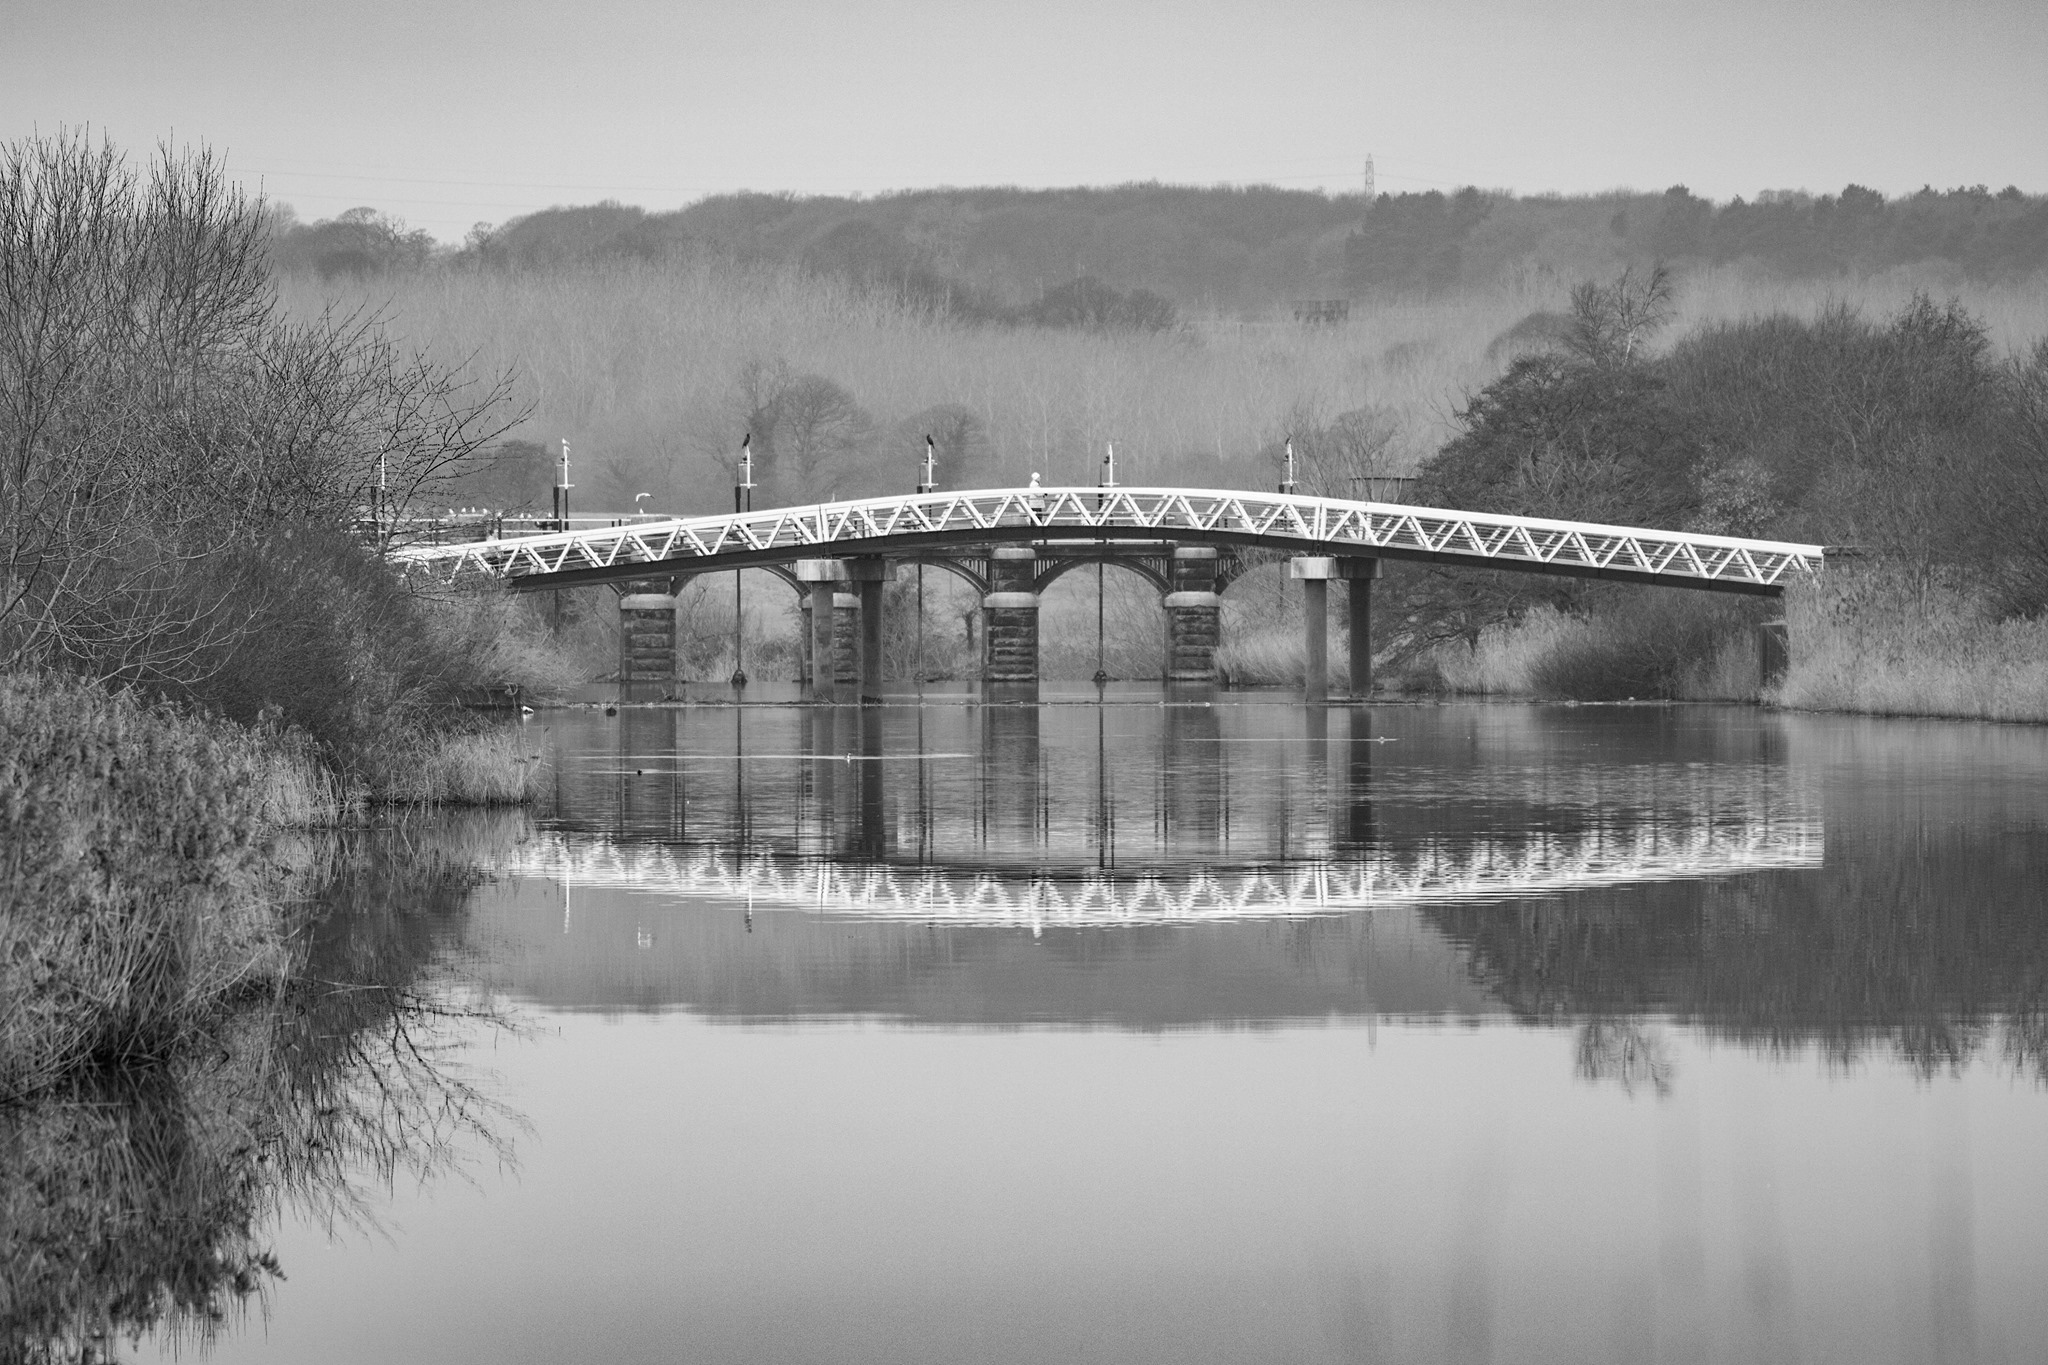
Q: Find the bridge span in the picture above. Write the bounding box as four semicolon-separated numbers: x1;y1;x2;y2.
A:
393;486;1825;699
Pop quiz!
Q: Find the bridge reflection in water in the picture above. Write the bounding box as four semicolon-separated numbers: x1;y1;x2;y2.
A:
488;700;1825;1026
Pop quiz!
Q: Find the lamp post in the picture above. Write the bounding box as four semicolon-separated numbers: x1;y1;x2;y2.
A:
1095;441;1116;687
732;434;755;688
915;435;935;690
548;438;574;633
553;438;574;528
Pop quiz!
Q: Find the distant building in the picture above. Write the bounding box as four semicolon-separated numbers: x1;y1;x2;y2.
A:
1292;299;1351;326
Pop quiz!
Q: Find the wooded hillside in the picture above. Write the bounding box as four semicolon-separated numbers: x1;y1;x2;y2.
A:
272;181;2048;315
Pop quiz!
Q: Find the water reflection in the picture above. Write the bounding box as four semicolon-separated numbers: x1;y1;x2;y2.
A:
105;702;2048;1365
0;819;521;1362
512;702;2048;1051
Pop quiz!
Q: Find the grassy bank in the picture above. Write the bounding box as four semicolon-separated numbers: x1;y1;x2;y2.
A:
0;670;545;1102
2;816;520;1357
1395;572;2048;724
1415;597;1770;702
1777;568;2048;723
0;673;331;1099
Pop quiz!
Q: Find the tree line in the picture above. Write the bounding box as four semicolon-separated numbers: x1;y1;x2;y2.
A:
1376;264;2048;694
270;179;2046;314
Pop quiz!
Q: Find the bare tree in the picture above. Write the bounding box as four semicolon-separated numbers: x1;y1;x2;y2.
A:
0;131;521;694
725;356;874;502
1563;262;1675;367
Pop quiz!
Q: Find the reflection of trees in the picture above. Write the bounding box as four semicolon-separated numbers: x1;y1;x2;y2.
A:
0;818;520;1363
1427;824;2048;1087
1574;1018;1673;1098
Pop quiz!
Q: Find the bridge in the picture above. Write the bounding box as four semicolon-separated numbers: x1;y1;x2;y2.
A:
393;486;1826;700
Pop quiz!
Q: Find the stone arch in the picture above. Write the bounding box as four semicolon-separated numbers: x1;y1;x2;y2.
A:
1031;552;1173;597
890;554;991;597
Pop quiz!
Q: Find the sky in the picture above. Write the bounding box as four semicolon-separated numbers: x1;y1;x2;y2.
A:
6;0;2046;244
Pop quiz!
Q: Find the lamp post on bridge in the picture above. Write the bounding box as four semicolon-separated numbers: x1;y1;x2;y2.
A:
547;439;574;634
915;435;937;692
552;438;574;529
731;434;755;688
1096;442;1116;687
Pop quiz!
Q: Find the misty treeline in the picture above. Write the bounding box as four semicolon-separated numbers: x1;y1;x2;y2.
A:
272;180;2047;318
0;131;538;775
1382;265;2048;698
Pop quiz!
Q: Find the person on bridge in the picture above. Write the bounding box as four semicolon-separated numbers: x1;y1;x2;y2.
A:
1028;471;1046;521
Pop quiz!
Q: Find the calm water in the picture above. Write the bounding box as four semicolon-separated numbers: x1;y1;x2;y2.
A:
129;693;2048;1362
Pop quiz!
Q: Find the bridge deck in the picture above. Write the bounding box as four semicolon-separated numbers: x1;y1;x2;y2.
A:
393;486;1825;595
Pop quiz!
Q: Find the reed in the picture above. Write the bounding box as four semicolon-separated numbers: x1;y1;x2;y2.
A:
1213;628;1355;691
0;672;333;1100
1424;606;1590;695
368;726;550;806
1777;570;2048;722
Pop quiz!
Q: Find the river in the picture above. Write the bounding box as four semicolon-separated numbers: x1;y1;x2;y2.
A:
86;691;2048;1361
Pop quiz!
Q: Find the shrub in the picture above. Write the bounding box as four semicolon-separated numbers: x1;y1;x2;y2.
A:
0;672;332;1100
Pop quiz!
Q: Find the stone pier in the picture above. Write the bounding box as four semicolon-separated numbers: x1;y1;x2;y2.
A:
983;547;1040;686
796;559;850;700
1290;557;1337;702
849;557;892;702
1164;546;1220;683
618;579;678;702
832;592;861;687
1345;558;1380;698
1290;556;1380;700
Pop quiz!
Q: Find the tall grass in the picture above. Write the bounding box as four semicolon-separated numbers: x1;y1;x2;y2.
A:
0;673;334;1100
1424;606;1590;695
1778;566;2048;722
369;726;551;805
1416;595;1769;701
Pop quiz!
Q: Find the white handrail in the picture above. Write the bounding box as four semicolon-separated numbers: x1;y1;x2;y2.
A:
393;486;1826;591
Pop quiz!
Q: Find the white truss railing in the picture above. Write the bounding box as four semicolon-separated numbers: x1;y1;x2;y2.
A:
503;814;1822;928
393;487;1826;591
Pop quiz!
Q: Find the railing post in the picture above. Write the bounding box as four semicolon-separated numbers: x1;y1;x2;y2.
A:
1164;546;1221;684
1291;557;1336;703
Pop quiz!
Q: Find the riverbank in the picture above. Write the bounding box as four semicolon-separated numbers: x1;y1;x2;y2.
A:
1381;584;2048;724
1215;577;2048;724
1;812;521;1358
0;673;326;1100
1775;572;2048;723
0;670;545;1103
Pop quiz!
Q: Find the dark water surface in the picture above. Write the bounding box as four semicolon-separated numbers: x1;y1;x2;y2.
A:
137;694;2048;1363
